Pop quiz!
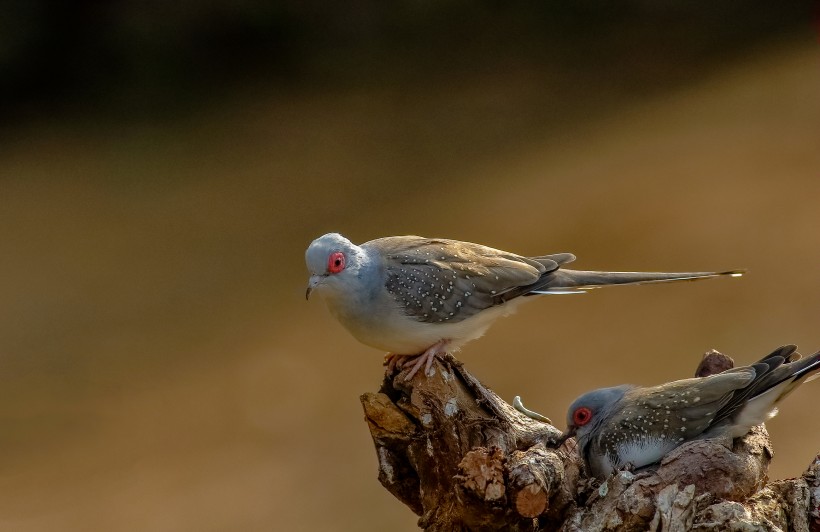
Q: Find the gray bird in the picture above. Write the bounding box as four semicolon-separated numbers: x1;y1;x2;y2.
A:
305;233;743;379
561;345;820;479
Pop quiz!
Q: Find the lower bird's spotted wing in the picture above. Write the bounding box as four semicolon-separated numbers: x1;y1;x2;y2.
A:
606;368;756;445
366;236;558;324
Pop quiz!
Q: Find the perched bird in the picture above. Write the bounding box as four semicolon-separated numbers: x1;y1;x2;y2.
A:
561;345;820;479
305;233;743;379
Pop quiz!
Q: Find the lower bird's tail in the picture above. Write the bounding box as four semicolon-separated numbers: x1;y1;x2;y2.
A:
721;347;820;437
529;269;745;295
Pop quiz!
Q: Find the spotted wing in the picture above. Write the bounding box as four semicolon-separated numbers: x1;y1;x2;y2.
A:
367;236;559;324
608;368;756;444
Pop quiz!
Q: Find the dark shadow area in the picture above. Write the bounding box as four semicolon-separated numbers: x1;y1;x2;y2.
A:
0;1;813;121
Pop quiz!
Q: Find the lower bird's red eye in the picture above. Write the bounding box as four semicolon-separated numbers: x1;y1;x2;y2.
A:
327;251;346;274
573;407;592;426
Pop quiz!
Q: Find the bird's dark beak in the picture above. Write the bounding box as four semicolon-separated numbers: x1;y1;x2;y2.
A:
305;275;322;300
554;427;576;447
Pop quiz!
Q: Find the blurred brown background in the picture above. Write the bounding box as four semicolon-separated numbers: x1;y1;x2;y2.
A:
1;2;819;530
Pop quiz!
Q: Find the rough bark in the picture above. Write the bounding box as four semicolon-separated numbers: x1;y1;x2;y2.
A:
360;351;820;531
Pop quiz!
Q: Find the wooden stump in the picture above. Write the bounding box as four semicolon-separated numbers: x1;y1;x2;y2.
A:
361;351;820;531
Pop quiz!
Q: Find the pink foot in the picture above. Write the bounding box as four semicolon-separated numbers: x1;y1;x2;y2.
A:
404;340;450;380
384;353;404;374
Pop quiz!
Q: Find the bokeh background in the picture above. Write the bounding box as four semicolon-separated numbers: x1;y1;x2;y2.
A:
1;2;819;530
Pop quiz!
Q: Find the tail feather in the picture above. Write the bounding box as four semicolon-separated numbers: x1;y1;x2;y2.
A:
788;351;820;385
530;268;744;294
718;348;820;436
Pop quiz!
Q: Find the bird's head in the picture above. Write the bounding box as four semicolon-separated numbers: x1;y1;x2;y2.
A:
305;233;366;300
558;385;631;446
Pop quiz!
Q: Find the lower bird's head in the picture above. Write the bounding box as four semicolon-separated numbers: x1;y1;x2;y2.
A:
305;232;366;300
560;385;631;447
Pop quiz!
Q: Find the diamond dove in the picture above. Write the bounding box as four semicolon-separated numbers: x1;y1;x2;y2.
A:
560;345;820;479
305;233;744;379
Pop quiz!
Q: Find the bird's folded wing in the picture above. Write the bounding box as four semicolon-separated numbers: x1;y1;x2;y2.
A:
369;236;551;323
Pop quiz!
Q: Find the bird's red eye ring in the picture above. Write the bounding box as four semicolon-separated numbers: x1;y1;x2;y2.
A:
327;251;346;274
573;407;593;426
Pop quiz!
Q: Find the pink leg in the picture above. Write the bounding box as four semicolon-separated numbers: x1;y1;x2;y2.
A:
404;340;450;380
384;353;404;374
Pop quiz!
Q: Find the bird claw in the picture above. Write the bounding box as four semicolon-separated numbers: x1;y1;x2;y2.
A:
396;340;449;381
403;352;432;380
384;353;404;374
616;462;651;479
614;462;654;481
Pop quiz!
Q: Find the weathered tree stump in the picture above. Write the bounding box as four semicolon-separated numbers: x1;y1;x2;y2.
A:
360;351;820;531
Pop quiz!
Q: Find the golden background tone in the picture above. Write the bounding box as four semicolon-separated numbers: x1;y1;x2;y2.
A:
1;4;818;531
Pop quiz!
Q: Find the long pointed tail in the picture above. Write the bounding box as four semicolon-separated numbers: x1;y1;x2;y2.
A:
530;268;744;294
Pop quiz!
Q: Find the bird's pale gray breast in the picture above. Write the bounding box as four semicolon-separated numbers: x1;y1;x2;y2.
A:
369;237;550;324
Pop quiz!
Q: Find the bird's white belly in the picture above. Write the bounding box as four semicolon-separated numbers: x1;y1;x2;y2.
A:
331;296;525;354
592;437;678;477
